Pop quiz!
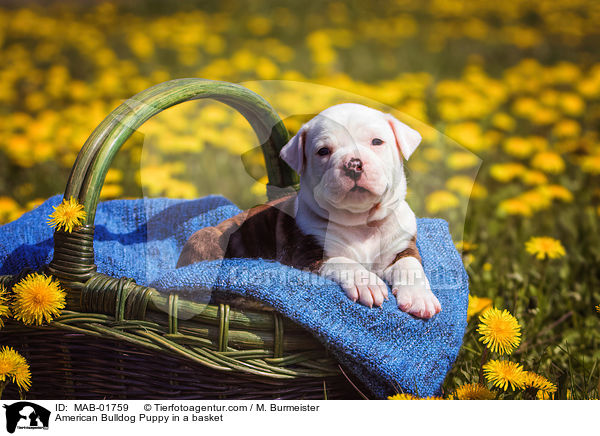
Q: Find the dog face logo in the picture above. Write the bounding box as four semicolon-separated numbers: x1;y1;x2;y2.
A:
3;402;50;434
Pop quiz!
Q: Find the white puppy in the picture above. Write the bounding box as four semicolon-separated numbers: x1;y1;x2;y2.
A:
280;103;441;319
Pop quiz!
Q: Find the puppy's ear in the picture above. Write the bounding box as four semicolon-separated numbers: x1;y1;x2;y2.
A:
279;127;307;174
386;114;422;160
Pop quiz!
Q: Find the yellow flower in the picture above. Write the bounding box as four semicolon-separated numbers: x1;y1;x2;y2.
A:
0;347;31;392
447;152;479;170
531;107;559;126
483;262;492;272
502;137;535;159
552;119;581;139
511;97;539;118
537;390;555;400
11;273;66;326
520;170;548;186
490;163;526;183
250;176;268;197
525;236;566;260
445;122;488;152
0;196;24;224
558;94;585;117
100;184;124;200
483;360;526;391
47;197;87;233
477;308;522;355
531;151;565;174
455;241;478;252
387;393;442;400
463;253;474;267
0;348;19;383
538;185;573;203
388;393;416;400
425;190;460;214
12;364;32;392
446;176;487;199
517;189;552;212
454;383;495;400
580;154;600;175
246;15;272;36
0;285;10;327
523;371;557;396
467;295;493;321
497;198;532;217
491;113;516;132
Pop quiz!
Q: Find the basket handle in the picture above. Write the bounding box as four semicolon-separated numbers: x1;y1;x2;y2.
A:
48;79;296;286
64;79;296;224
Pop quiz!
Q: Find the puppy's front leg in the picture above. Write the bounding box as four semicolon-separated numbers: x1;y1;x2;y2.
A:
320;257;389;308
383;256;441;319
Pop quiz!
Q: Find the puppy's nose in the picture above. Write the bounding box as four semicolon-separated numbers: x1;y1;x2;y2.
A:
344;158;363;180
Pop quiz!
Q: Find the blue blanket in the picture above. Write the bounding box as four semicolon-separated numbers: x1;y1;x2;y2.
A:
0;195;469;398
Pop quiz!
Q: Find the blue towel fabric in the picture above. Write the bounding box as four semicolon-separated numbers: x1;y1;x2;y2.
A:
0;194;469;399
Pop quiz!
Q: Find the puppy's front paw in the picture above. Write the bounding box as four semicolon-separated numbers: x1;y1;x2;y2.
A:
341;269;389;308
393;283;441;319
320;257;389;308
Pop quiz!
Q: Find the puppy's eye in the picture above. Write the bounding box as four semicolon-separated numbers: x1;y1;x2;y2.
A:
317;147;331;156
371;138;384;146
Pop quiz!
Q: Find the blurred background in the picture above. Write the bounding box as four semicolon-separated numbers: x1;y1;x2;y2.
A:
1;0;599;397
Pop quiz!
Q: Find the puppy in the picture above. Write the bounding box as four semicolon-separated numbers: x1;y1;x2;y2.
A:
177;103;441;319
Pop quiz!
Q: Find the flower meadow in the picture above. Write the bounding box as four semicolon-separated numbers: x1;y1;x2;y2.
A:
1;0;599;399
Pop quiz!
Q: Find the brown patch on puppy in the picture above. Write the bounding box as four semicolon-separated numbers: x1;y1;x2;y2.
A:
391;236;421;264
177;195;324;272
177;195;325;310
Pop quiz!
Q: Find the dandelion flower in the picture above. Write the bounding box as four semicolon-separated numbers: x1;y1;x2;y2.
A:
552;119;581;138
388;393;416;400
477;308;522;354
12;364;32;392
520;170;548;186
491;113;516;132
467;295;493;321
0;285;10;327
490;163;526;183
445;122;487;152
537;185;573;203
525;236;566;260
425;190;459;214
537;390;554;400
517;189;552;212
454;383;495;400
11;273;66;325
447;152;479;170
531;151;565;174
580;154;600;175
483;360;526;391
455;241;479;252
0;347;31;392
497;198;532;217
523;371;557;396
503;137;535;159
0;348;19;383
387;393;442;400
47;196;86;233
446;176;487;199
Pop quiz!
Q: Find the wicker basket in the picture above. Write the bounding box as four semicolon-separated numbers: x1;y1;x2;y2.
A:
1;79;363;400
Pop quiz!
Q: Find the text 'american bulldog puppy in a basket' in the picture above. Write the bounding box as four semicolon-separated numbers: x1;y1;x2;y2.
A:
177;103;441;319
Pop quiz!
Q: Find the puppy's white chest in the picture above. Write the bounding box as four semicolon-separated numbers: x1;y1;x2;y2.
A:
321;201;417;269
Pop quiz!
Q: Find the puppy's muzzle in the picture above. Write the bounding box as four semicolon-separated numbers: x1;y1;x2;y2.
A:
344;158;364;181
